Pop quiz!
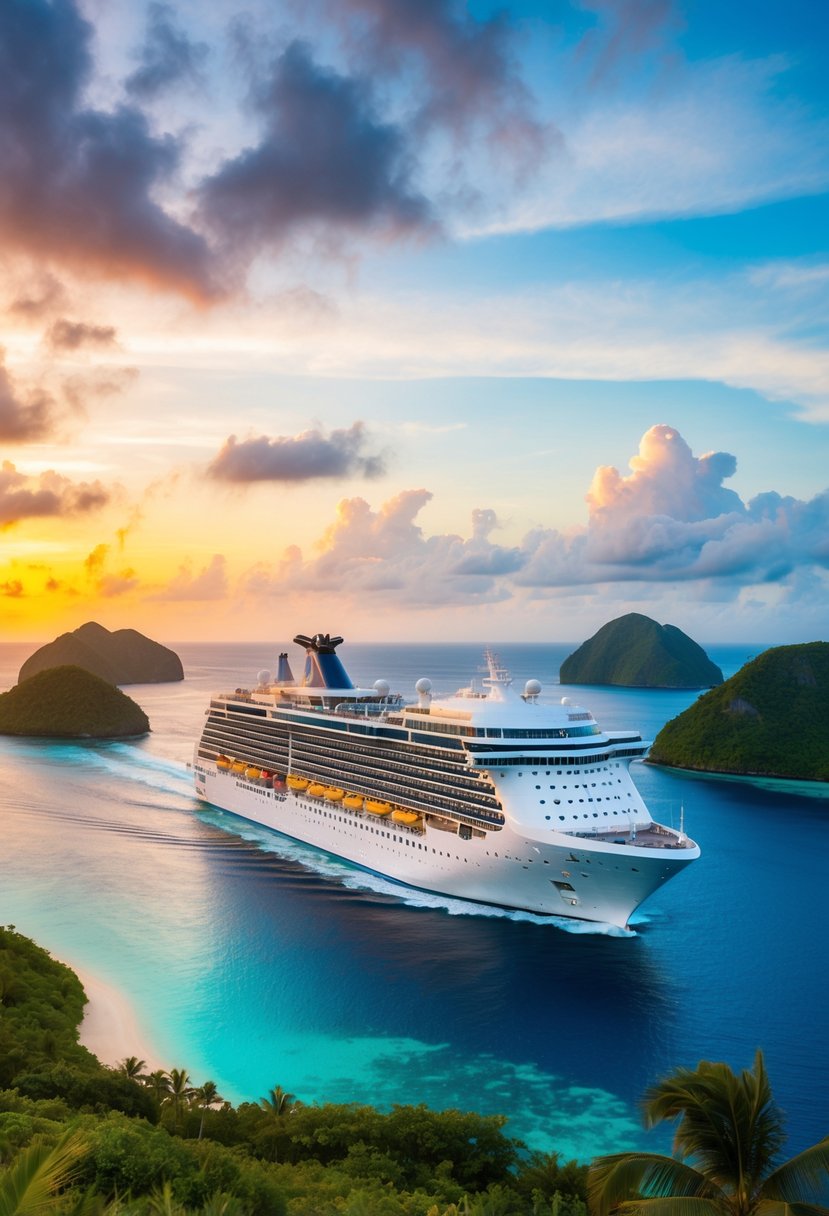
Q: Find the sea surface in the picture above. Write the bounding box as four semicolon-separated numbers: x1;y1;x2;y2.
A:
2;640;827;1161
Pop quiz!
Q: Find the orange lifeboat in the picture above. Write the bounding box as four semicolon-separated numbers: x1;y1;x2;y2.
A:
324;787;345;802
365;800;392;817
343;793;363;810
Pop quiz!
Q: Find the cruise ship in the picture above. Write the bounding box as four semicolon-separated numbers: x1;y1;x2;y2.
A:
193;633;699;928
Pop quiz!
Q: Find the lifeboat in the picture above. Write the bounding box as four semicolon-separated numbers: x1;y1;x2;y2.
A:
216;755;231;771
343;793;363;810
231;760;246;774
365;800;392;817
391;809;420;826
324;787;345;802
287;775;309;791
307;783;328;798
245;767;261;780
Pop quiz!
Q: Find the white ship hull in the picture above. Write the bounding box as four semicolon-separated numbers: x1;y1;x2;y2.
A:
194;762;696;927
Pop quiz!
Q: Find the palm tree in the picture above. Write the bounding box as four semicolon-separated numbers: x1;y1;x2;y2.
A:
143;1070;172;1107
0;1130;87;1216
192;1080;223;1140
167;1068;193;1131
588;1051;829;1216
117;1056;146;1081
257;1085;298;1161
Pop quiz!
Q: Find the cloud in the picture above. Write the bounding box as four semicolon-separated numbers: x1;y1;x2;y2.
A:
45;319;119;352
575;0;680;85
240;424;829;611
0;460;111;527
242;490;521;607
198;40;433;252
1;579;24;597
152;554;228;601
8;273;68;320
0;0;214;298
207;421;386;483
125;2;208;100
316;0;548;158
0;351;55;441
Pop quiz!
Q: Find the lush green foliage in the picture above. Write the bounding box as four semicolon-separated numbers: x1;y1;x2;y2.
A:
0;928;588;1215
0;667;149;739
649;642;829;780
588;1051;829;1216
560;615;723;689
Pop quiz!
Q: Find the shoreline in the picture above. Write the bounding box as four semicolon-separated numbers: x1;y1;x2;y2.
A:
66;959;168;1072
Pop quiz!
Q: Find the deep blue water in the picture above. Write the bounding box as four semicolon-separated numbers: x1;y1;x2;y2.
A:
1;641;827;1160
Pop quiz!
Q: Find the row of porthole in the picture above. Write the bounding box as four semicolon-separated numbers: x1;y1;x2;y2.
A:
535;780;622;789
305;805;471;861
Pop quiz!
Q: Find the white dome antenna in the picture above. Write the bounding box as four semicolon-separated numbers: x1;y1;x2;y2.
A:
373;679;390;698
524;678;542;701
415;677;432;707
257;670;272;687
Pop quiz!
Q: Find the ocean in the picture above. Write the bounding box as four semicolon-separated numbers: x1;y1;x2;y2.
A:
1;640;827;1161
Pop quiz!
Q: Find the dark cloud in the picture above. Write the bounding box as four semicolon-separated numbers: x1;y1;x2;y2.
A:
126;2;208;100
320;0;548;156
46;318;118;352
0;353;55;441
0;0;214;298
199;40;433;250
207;421;386;483
0;460;110;527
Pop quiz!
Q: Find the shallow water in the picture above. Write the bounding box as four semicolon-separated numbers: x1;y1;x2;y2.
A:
2;641;826;1159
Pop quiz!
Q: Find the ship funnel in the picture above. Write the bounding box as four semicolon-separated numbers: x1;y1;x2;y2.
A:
275;653;295;685
293;632;354;689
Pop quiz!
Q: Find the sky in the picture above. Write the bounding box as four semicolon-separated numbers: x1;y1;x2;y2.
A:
1;0;828;645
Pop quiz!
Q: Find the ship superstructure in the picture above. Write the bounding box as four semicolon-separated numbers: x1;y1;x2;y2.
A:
193;633;699;927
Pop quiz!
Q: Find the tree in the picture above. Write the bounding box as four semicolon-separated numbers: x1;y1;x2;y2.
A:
167;1069;193;1131
193;1081;223;1141
257;1086;298;1161
117;1057;146;1082
588;1051;829;1216
0;1130;87;1216
144;1070;172;1107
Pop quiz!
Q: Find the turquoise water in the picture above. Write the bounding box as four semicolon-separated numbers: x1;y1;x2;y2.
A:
2;641;827;1160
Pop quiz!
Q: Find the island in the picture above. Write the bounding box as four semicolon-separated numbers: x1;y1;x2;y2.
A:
559;613;723;688
0;665;150;738
19;620;183;685
648;642;829;781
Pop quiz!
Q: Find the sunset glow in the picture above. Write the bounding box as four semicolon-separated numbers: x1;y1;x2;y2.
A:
1;0;827;645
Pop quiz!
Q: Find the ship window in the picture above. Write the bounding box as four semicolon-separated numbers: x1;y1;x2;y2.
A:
559;815;565;820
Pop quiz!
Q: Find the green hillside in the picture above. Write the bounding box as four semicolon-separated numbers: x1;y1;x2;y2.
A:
0;665;149;738
560;613;723;688
648;642;829;780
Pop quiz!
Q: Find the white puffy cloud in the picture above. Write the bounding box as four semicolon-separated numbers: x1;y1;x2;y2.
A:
238;424;829;614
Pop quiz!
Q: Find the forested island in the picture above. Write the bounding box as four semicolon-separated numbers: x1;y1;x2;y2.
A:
648;642;829;781
19;622;183;685
0;666;149;739
2;926;827;1216
559;614;723;688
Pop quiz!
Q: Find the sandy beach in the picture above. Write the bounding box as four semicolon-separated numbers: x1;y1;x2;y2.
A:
71;963;167;1072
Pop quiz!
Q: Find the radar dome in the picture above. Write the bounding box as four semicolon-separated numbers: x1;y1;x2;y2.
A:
524;679;542;696
373;679;390;697
257;670;272;686
415;678;432;695
560;696;571;705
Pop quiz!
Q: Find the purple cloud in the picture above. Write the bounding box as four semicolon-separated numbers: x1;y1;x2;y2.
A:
207;422;386;484
0;460;110;526
126;2;208;100
0;0;214;298
199;40;433;251
0;355;55;441
46;319;118;352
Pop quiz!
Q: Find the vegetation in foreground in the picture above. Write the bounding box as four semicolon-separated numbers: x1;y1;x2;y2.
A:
0;666;149;739
1;926;827;1216
648;642;829;780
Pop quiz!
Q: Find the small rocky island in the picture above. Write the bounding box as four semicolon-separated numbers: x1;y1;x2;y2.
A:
648;642;829;782
0;666;150;739
19;621;183;685
560;613;723;688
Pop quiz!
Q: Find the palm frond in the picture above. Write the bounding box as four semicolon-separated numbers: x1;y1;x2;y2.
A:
609;1198;729;1216
0;1131;87;1216
760;1138;829;1204
754;1201;829;1216
589;1153;720;1216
